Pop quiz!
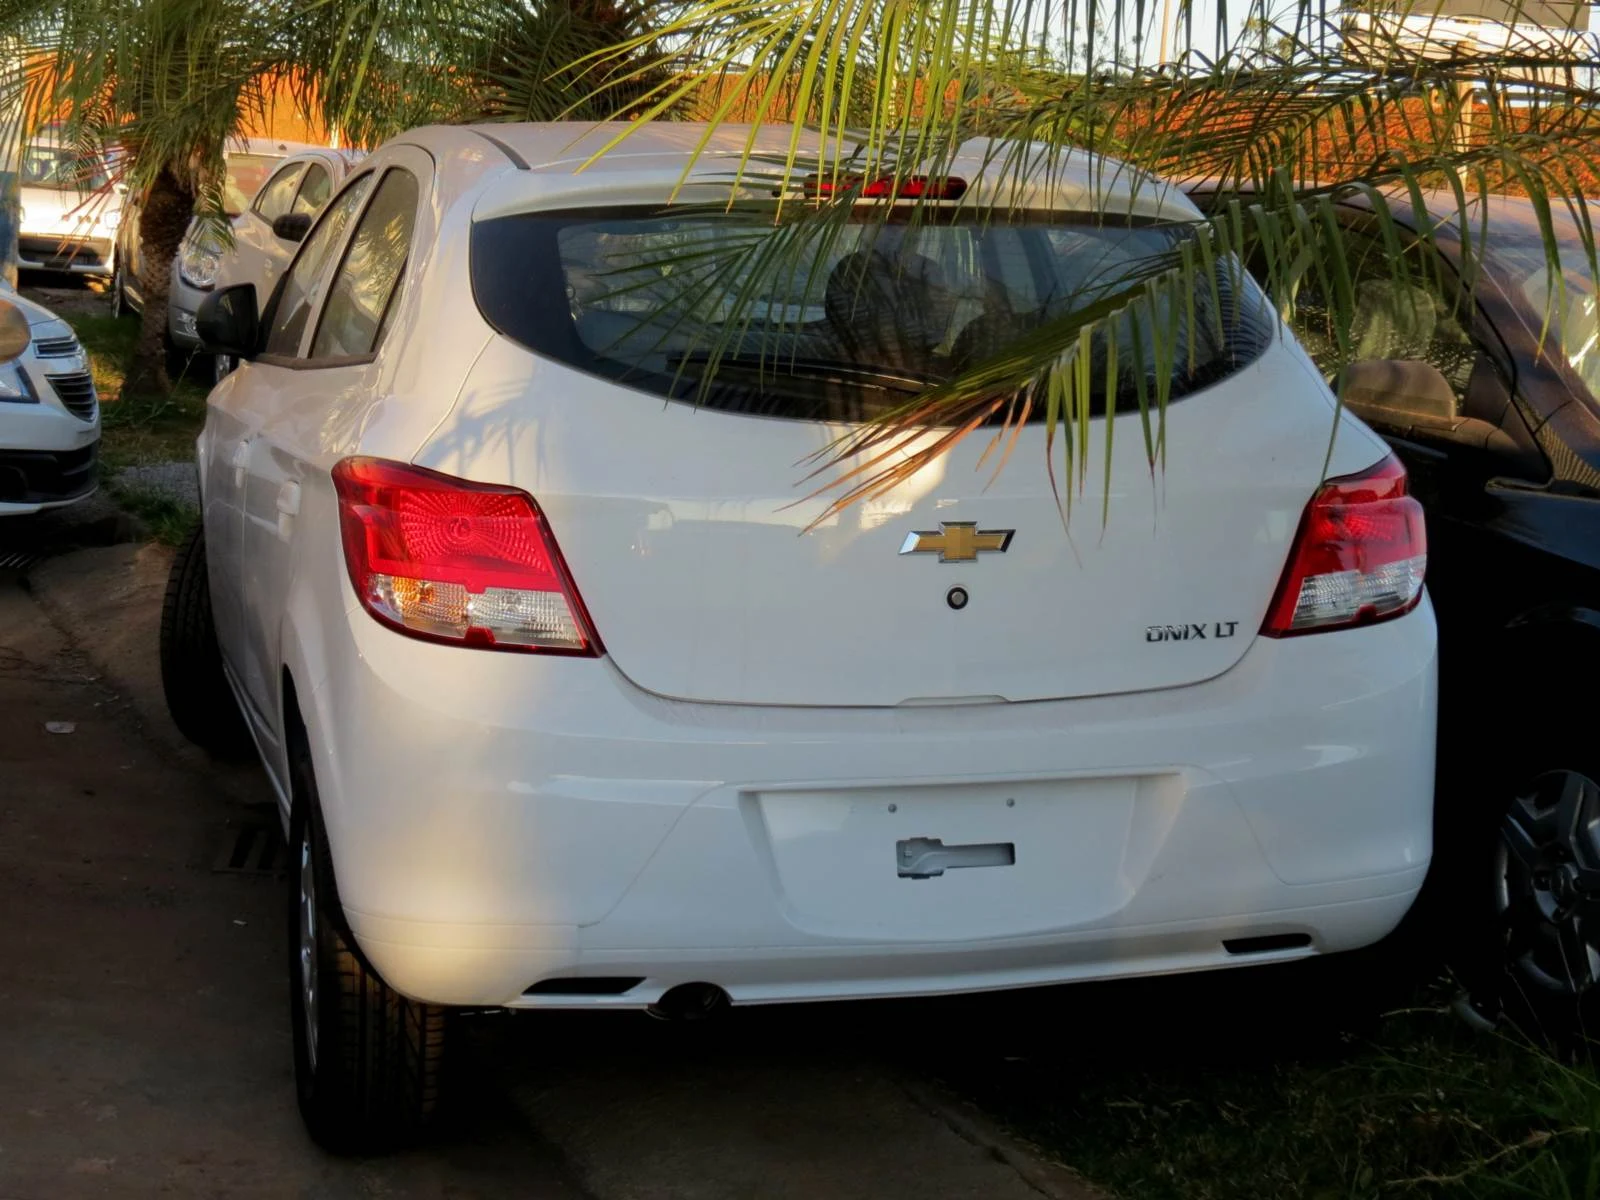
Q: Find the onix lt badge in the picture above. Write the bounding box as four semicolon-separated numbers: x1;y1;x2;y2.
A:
899;522;1015;563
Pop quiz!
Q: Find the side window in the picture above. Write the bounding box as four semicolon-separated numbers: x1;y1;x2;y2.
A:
310;169;419;360
263;174;374;358
253;164;305;223
292;164;331;217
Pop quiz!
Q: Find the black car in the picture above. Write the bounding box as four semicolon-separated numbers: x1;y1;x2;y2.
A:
1208;189;1600;1026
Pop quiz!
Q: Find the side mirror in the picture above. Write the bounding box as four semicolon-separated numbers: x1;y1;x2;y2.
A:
1338;359;1458;426
271;212;312;243
195;283;260;361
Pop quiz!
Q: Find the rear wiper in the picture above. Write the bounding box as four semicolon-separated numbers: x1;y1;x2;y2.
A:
668;352;935;393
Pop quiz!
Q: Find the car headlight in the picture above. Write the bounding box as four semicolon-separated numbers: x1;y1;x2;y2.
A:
178;239;222;290
0;360;39;404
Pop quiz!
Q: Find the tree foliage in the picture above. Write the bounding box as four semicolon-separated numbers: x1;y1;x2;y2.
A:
574;0;1600;520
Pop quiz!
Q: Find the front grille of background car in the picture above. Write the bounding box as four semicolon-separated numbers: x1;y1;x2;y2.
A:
0;443;97;504
33;335;81;358
45;371;97;422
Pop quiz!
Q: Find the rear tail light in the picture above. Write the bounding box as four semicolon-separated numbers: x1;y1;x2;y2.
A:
1261;453;1427;637
331;458;600;655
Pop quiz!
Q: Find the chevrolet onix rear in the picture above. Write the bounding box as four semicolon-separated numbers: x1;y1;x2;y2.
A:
165;123;1437;1150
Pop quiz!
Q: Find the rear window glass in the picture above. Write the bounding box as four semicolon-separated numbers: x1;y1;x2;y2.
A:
471;206;1274;423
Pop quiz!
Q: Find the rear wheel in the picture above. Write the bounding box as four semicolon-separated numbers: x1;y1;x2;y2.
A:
159;525;250;756
289;741;448;1153
1490;753;1600;1037
1442;657;1600;1043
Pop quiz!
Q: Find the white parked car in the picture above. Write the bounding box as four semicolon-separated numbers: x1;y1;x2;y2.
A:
168;146;364;383
161;123;1438;1151
18;133;121;277
0;289;100;513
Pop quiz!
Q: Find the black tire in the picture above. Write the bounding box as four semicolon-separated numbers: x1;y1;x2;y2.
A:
1485;725;1600;1042
110;263;128;319
159;524;251;757
289;741;448;1153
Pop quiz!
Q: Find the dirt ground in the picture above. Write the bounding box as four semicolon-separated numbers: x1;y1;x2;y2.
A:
0;514;1098;1200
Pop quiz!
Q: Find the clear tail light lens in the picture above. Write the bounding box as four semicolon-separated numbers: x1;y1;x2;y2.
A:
331;457;600;655
1261;453;1427;637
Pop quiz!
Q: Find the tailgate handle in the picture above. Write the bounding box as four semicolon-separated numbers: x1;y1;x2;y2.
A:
897;837;1015;879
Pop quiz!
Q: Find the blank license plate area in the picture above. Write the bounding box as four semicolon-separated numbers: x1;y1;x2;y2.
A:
754;777;1143;941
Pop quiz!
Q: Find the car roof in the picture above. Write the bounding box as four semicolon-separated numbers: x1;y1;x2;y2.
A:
271;146;366;171
224;136;337;159
1185;178;1592;243
394;121;1196;221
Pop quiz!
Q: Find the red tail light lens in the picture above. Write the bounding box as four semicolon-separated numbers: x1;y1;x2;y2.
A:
1261;454;1427;637
331;458;600;655
861;175;968;200
799;175;968;200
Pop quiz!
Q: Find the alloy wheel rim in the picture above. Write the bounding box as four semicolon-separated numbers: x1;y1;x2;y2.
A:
298;829;319;1070
1495;769;1600;996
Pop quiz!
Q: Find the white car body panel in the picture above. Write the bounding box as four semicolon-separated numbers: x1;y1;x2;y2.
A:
198;122;1438;1009
0;292;101;514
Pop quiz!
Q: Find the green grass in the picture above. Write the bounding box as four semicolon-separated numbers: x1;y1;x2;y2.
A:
942;976;1600;1200
72;311;210;471
66;307;207;544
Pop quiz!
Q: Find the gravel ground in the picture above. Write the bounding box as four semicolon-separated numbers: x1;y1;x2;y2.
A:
115;460;200;510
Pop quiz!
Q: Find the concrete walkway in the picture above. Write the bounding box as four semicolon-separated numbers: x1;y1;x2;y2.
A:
0;537;1099;1200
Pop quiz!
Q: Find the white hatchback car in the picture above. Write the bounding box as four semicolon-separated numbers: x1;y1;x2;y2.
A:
162;123;1438;1150
0;290;100;513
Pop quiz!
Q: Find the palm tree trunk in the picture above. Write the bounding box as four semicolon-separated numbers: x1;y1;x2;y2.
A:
129;166;194;395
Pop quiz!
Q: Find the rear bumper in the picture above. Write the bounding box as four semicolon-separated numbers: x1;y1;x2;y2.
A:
301;596;1439;1008
18;234;111;275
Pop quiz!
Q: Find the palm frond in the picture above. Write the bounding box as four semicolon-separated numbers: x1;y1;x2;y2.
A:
571;0;1600;521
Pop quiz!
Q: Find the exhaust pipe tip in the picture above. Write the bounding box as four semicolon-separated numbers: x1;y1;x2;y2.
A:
647;982;729;1022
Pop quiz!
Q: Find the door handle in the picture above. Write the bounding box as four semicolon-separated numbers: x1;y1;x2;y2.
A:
230;440;250;488
275;480;301;541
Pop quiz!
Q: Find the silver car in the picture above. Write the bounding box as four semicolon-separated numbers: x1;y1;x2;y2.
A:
167;147;361;383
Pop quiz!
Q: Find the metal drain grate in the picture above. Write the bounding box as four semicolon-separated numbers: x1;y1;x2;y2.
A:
212;823;289;875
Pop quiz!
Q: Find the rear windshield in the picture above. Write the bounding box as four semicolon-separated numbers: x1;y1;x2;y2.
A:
471;206;1274;423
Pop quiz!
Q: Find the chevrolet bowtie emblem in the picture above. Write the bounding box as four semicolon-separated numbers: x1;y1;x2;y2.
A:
898;522;1015;563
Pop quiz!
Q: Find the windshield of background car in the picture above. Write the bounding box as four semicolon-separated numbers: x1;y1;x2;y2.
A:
471;205;1274;423
221;154;282;215
1487;233;1600;404
22;145;108;190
